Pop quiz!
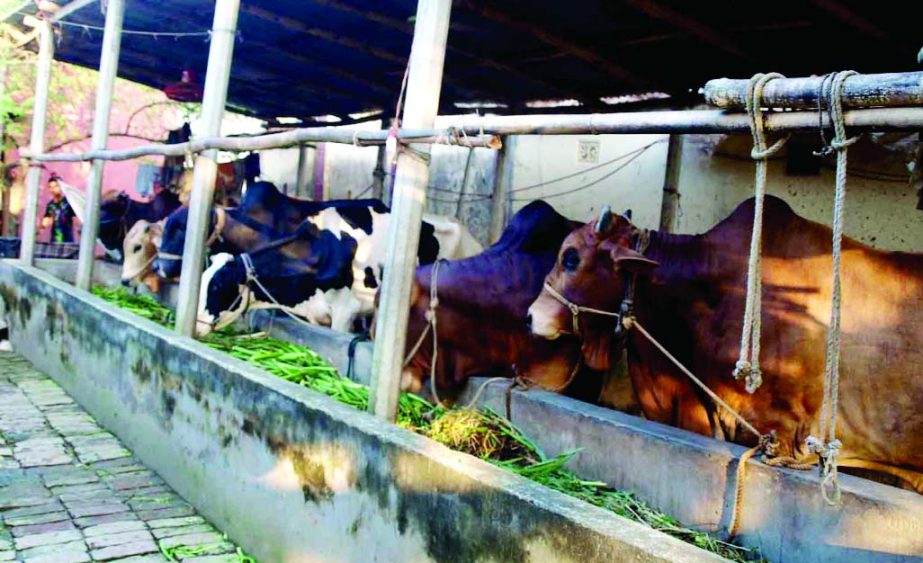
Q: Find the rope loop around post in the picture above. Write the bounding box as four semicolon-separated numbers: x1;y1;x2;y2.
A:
804;69;856;506
733;72;788;395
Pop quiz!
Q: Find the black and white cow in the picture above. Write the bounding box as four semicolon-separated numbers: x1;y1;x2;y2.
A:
154;181;388;279
195;222;357;337
306;206;483;332
193;203;483;335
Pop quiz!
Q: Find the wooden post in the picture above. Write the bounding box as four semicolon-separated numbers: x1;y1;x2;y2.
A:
19;20;54;265
488;135;515;243
75;0;125;290
368;0;452;421
0;65;9;238
295;144;309;198
174;0;240;336
658;134;683;232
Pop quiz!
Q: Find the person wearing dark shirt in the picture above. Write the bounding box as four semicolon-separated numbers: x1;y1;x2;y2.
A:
41;176;76;243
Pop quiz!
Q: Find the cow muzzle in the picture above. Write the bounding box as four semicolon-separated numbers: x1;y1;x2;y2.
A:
527;292;568;340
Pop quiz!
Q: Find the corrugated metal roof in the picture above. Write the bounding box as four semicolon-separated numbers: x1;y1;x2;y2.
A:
9;0;921;123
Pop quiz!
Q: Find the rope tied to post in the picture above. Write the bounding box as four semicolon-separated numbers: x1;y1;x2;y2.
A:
402;260;447;407
734;72;789;394
806;70;858;506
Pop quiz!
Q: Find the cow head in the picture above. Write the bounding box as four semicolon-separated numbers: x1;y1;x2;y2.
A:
194;225;357;337
121;220;163;292
155;206;192;280
196;253;248;336
528;207;658;370
98;191;131;261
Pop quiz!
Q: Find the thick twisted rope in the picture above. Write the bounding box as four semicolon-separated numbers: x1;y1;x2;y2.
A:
806;70;858;506
734;73;789;394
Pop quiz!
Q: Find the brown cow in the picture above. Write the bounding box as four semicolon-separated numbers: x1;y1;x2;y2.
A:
388;201;587;401
528;195;923;491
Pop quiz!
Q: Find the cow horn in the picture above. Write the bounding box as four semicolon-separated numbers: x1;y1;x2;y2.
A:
594;206;613;233
622;209;632;221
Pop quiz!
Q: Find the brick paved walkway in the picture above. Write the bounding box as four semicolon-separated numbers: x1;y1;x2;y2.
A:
0;352;246;562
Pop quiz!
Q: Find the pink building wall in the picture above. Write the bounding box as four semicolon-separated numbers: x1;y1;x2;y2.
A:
11;65;170;245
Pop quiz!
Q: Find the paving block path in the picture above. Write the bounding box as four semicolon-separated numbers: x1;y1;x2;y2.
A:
0;351;247;562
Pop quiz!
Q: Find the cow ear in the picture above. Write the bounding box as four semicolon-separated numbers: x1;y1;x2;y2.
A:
610;246;658;275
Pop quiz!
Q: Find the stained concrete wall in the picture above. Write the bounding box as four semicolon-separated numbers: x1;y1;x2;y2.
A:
0;261;716;563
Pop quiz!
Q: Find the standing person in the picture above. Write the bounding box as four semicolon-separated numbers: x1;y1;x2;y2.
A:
41;175;76;243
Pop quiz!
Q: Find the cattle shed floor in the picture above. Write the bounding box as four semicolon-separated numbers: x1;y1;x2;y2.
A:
0;351;246;562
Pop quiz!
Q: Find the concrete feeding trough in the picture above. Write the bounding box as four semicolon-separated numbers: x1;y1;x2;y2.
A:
13;259;923;562
1;260;720;562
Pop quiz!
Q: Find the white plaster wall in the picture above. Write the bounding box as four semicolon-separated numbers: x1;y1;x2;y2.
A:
509;134;670;228
674;134;922;251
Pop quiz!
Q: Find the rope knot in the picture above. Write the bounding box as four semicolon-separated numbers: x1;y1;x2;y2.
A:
830;136;859;150
750;136;789;160
732;359;752;380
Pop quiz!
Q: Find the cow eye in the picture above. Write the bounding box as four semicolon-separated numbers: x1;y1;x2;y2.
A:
561;248;580;272
132;245;142;253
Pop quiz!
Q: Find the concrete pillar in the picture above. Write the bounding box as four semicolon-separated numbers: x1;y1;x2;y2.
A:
19;20;54;265
75;0;125;290
488;135;515;243
174;0;240;336
658;134;684;233
368;0;452;421
295;144;309;198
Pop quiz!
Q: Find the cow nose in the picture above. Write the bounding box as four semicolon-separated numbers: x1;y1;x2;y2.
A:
525;313;532;329
121;279;131;287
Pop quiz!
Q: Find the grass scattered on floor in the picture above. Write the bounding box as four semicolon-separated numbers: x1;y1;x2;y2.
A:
95;286;762;562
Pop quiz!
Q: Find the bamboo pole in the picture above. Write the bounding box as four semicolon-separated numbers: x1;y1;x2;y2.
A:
174;0;240;337
22;106;923;165
368;0;451;421
75;0;125;290
488;135;515;243
19;19;53;265
658;134;683;232
24;132;500;162
703;71;923;110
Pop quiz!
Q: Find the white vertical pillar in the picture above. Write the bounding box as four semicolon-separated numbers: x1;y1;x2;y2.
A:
488;135;515;243
295;144;308;198
658;134;684;233
75;0;125;290
368;0;452;420
19;20;54;265
174;0;240;336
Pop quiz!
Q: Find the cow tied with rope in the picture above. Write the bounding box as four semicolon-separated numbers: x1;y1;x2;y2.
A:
528;196;923;493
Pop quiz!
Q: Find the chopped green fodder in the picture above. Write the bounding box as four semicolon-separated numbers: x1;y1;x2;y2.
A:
96;286;761;562
160;541;255;562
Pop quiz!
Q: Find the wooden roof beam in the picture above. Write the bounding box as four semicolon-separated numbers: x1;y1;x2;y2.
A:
241;4;491;102
808;0;889;41
456;0;650;89
315;0;585;101
621;0;753;61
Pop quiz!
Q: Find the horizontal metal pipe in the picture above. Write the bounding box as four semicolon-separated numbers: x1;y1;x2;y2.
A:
703;71;923;110
23;106;923;163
